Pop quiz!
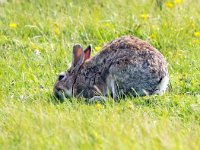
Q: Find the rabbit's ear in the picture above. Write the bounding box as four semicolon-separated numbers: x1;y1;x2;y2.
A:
84;44;91;62
72;44;84;67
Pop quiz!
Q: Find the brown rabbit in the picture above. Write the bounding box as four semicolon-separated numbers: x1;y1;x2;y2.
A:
53;36;169;102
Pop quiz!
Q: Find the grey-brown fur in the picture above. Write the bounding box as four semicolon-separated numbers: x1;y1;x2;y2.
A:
53;36;168;101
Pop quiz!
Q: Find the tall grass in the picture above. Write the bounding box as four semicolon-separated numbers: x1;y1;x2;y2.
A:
0;0;200;149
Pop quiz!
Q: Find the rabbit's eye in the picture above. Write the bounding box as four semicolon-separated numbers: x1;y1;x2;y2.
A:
58;75;65;81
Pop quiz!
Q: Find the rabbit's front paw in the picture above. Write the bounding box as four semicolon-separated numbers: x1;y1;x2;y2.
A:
88;96;106;104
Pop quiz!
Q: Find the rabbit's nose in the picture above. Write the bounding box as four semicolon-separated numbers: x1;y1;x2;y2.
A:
53;88;64;103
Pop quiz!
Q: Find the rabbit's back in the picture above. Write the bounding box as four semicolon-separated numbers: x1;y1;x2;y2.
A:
90;36;165;65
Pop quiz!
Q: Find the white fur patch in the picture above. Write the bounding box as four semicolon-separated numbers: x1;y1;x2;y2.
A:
64;88;72;97
106;76;116;99
154;76;169;95
67;63;72;68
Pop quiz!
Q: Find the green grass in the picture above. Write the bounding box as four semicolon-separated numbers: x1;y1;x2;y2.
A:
0;0;200;149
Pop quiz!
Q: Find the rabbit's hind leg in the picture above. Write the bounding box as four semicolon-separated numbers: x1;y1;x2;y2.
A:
87;96;106;104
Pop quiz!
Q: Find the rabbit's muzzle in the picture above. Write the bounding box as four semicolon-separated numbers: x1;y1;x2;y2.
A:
53;83;73;102
53;87;64;102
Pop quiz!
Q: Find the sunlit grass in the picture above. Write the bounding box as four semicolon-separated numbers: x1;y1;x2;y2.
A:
0;0;200;149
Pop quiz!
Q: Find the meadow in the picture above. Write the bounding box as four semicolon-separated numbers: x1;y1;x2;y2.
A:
0;0;200;149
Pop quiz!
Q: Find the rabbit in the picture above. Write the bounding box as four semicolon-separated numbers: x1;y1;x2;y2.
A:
53;35;169;102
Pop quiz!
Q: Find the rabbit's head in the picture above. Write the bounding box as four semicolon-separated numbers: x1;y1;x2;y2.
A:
53;44;91;102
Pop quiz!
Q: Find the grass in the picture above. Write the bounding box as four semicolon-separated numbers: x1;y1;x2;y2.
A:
0;0;200;149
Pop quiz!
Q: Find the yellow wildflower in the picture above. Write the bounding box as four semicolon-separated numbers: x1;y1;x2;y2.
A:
31;43;39;50
9;23;17;29
95;103;102;109
165;2;173;8
149;34;156;39
175;0;182;4
54;28;60;35
194;32;200;37
140;14;149;20
95;46;102;51
53;23;60;35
